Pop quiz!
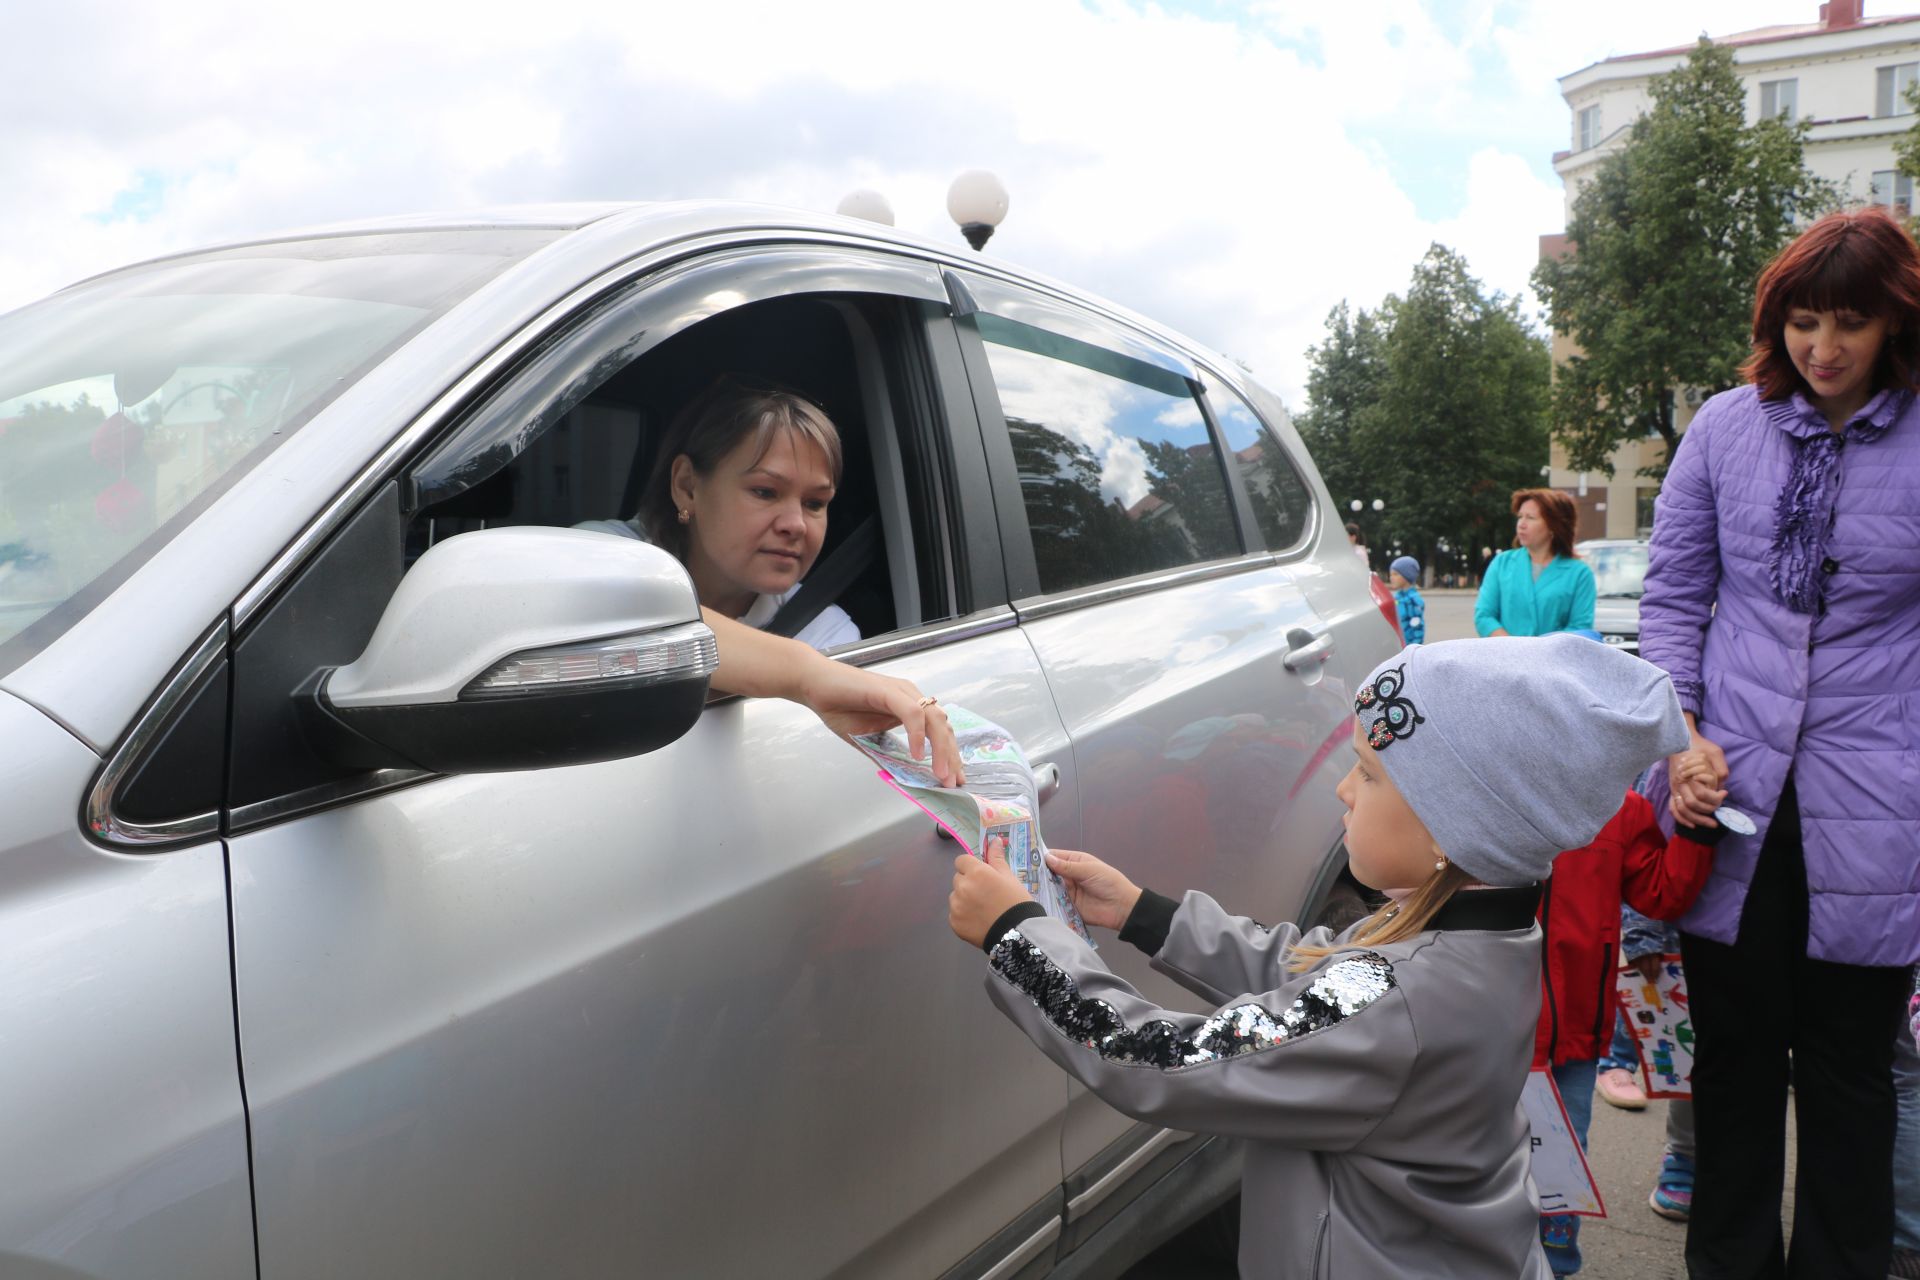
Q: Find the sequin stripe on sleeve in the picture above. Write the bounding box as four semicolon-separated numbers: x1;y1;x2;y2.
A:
988;930;1396;1071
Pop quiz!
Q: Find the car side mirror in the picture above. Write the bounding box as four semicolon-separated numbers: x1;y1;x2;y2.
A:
310;528;715;774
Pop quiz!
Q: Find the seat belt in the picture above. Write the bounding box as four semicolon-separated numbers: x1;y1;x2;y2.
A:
766;514;881;639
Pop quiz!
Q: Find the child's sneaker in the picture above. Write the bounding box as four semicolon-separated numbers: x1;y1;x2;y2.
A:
1539;1213;1584;1275
1596;1066;1648;1110
1648;1151;1693;1222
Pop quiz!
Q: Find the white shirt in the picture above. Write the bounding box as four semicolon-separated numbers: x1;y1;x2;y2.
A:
573;517;862;652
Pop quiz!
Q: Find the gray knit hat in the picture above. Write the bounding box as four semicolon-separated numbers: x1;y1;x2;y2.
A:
1354;635;1690;886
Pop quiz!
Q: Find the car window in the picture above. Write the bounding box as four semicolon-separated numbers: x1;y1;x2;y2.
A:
408;290;959;643
1584;543;1649;598
977;314;1240;596
1201;374;1314;552
0;229;557;670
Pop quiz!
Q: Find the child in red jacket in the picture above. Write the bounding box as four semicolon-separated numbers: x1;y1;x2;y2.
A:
1533;783;1725;1275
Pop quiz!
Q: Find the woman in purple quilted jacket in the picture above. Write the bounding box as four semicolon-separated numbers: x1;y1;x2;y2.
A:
1641;206;1920;1279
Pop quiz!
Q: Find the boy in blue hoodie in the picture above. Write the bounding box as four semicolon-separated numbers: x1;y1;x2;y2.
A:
1390;556;1426;644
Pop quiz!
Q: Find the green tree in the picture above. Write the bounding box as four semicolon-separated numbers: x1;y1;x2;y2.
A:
1533;38;1835;479
1374;247;1550;578
1298;247;1549;580
1294;300;1388;530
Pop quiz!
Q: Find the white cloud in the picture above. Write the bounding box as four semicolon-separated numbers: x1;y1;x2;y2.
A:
0;0;1809;406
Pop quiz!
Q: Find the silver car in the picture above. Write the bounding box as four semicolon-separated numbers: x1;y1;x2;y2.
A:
1576;538;1650;654
0;203;1398;1279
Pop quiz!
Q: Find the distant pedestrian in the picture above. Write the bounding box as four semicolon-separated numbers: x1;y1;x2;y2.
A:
1640;205;1920;1278
1345;521;1371;571
1389;555;1426;644
1475;489;1596;639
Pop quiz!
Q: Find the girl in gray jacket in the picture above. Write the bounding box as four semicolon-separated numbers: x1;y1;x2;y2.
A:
949;635;1690;1278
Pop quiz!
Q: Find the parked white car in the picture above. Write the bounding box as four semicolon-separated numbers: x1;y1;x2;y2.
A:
0;202;1399;1279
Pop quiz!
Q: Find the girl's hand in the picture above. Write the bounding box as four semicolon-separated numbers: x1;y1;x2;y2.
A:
1044;848;1143;933
949;837;1034;947
1632;954;1663;985
1668;720;1729;829
795;660;964;787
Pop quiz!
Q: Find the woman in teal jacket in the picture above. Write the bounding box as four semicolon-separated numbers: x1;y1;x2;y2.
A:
1476;488;1596;637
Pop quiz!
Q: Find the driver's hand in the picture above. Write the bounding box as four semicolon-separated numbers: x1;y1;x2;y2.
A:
798;662;963;787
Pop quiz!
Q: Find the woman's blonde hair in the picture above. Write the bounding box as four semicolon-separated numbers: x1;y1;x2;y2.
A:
1286;862;1477;971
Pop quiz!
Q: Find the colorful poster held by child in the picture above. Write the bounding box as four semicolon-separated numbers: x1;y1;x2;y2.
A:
1522;1070;1606;1218
1616;954;1693;1099
853;705;1089;940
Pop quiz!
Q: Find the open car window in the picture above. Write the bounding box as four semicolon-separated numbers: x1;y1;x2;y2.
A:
406;285;961;645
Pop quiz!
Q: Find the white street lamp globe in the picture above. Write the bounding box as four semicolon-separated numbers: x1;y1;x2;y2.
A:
1371;498;1385;512
1348;499;1363;512
947;170;1010;250
835;189;895;226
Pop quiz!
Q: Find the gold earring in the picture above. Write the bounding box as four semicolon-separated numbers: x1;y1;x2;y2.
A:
677;509;690;524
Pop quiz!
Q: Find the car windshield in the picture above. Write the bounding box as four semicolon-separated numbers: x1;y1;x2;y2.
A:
0;228;558;663
1583;543;1649;598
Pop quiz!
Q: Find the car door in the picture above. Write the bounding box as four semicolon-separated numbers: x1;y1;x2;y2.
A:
0;675;254;1280
221;246;1078;1280
949;270;1370;1230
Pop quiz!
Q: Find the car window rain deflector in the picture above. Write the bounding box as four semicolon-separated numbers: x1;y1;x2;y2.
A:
407;247;947;511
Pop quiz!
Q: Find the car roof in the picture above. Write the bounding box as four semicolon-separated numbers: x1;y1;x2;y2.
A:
59;200;1253;388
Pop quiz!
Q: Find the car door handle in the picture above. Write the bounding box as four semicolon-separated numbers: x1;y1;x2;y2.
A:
1282;626;1335;672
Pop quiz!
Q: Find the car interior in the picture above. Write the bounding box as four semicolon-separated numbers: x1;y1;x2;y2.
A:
405;293;957;645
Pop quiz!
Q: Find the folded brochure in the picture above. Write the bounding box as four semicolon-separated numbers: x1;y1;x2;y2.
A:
853;706;1090;941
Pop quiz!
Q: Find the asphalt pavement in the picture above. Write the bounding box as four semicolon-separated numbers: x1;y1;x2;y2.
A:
1122;590;1801;1278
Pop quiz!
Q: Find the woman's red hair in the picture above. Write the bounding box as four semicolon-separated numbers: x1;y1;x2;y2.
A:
1510;488;1579;560
1745;206;1920;401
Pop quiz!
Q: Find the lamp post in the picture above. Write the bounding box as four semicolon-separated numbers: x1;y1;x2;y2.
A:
835;189;895;226
947;170;1010;251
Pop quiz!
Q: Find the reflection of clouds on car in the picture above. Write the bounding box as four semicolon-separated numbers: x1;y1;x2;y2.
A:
1155;398;1207;431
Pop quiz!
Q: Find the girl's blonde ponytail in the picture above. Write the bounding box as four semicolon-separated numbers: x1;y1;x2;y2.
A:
1286;862;1478;972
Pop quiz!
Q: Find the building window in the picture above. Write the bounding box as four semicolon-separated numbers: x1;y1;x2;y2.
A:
1878;63;1918;117
1873;169;1914;213
1760;78;1798;119
1577;104;1602;151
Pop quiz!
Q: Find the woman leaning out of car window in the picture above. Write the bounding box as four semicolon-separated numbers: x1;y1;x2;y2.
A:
577;375;860;652
1474;488;1596;638
574;375;960;785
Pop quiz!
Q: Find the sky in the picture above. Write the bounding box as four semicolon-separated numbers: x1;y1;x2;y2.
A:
4;0;1785;405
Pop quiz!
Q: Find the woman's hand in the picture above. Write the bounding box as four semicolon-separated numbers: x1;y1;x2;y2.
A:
949;837;1035;947
793;658;963;787
1044;848;1143;933
699;607;963;786
1668;718;1729;828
